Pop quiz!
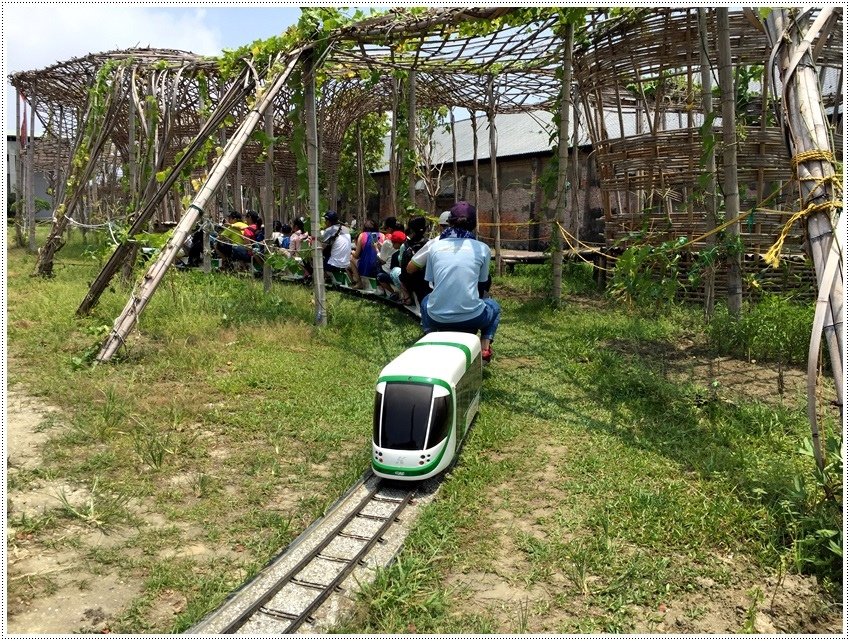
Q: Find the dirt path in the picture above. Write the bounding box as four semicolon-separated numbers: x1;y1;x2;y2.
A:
6;385;141;633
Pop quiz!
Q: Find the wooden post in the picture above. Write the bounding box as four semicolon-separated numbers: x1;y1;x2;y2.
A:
486;76;502;275
698;8;719;319
717;8;742;315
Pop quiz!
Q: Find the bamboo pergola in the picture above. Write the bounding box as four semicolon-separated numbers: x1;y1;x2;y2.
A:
7;7;842;354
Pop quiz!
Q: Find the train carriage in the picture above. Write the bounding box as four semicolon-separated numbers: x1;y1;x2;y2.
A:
372;332;482;480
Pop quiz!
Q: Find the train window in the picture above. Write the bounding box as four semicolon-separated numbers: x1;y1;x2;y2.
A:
372;391;383;445
378;383;434;450
425;395;450;449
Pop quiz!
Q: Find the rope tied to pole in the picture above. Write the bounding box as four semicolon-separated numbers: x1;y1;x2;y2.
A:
790;149;835;168
763;199;843;268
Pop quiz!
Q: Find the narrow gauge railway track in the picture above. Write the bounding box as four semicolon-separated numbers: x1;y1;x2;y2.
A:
188;474;420;635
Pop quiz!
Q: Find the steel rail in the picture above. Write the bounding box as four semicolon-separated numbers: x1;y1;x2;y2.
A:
221;481;415;634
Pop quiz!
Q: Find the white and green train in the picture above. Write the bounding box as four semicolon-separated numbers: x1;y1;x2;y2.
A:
372;332;482;480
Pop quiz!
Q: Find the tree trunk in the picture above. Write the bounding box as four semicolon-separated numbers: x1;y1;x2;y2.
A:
717;8;742;315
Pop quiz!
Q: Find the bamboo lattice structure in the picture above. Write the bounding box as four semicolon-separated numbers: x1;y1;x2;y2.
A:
6;7;843;360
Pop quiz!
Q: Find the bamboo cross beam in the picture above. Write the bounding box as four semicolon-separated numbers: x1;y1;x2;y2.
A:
96;46;308;362
77;67;253;316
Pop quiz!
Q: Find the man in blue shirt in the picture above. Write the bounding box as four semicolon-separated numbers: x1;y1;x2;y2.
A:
411;201;501;363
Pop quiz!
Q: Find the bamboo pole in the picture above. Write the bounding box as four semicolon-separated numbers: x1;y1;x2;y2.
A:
35;66;129;276
26;90;36;253
78;69;250;314
764;8;843;422
551;23;573;303
717;8;742;315
14;92;24;247
304;50;328;327
263;103;275;291
450;109;459;201
698;8;718;319
408;69;417;209
469;109;480;208
486;75;502;276
389;78;400;217
96;48;306;361
356;123;366;220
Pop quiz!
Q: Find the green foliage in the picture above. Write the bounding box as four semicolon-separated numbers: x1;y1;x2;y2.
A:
337;112;389;206
707;294;814;366
608;237;688;309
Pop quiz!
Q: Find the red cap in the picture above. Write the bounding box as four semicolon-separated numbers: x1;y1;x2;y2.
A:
390;231;407;244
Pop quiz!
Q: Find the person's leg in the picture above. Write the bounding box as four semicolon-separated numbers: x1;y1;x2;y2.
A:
348;256;362;288
419;294;437;334
479;298;501;345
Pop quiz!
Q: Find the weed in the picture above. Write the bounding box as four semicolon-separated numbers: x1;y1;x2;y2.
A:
133;427;174;470
9;510;56;536
54;478;131;531
740;586;764;633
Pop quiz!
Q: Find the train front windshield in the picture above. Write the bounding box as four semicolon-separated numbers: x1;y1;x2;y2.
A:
373;382;450;450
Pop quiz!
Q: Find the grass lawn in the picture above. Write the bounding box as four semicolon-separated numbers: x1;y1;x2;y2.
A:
5;235;842;633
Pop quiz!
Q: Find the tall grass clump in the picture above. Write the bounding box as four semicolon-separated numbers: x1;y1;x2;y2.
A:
707;294;814;366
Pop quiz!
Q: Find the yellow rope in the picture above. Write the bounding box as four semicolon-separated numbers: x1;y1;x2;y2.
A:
790;149;834;169
556;222;618;260
477;220;536;228
763;200;843;268
557;224;617;272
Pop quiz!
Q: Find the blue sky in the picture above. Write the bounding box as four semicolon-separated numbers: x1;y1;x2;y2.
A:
3;4;313;133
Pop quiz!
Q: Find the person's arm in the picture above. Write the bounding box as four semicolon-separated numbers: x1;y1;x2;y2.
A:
406;242;429;273
352;233;364;259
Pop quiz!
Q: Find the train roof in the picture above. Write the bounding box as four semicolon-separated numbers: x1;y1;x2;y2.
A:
378;332;481;388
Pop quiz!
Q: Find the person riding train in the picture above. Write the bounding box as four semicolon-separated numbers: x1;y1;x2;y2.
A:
407;201;500;363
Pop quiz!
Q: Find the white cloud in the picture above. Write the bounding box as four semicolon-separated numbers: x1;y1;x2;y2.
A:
4;4;225;133
5;4;223;73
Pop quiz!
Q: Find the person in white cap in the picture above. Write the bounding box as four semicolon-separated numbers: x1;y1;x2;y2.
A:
405;211;450;274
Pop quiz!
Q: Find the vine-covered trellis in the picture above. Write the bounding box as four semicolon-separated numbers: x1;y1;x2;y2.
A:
8;7;843;455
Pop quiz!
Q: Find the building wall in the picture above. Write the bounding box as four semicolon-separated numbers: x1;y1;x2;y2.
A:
372;149;606;250
7;136;52;219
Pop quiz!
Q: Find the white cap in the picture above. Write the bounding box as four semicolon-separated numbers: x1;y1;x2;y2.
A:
438;211;451;226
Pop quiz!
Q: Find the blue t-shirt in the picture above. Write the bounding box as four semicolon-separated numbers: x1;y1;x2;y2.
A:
424;237;490;323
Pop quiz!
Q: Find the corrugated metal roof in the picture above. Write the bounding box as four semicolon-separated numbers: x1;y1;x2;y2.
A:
374;107;713;173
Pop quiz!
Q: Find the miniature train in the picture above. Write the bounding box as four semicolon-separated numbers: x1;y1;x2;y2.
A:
371;331;482;480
